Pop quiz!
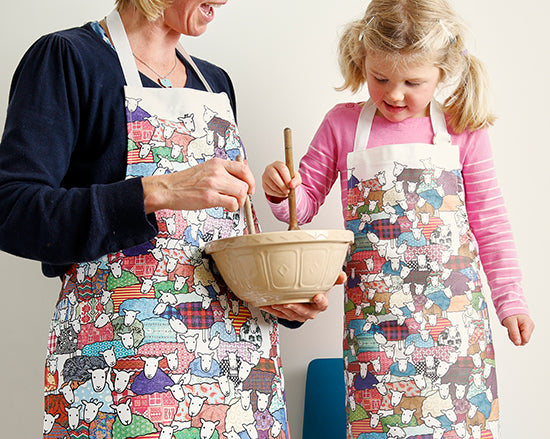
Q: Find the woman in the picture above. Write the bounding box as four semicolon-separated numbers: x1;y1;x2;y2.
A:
0;1;338;437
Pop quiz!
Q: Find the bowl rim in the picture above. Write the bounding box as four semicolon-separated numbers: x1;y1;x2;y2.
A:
204;229;354;254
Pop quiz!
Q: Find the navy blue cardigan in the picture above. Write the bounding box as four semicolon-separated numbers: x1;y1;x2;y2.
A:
0;23;238;277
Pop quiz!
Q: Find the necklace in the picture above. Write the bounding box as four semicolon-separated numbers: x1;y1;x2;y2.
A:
133;52;178;88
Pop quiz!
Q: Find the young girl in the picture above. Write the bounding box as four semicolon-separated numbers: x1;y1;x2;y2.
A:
262;0;534;438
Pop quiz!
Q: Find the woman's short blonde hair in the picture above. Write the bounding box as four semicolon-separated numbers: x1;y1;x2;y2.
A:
115;0;172;21
338;0;495;132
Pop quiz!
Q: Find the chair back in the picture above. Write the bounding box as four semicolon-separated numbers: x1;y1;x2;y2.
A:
302;357;347;439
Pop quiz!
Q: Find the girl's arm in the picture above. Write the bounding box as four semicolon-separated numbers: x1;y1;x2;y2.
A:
461;128;533;343
263;110;343;224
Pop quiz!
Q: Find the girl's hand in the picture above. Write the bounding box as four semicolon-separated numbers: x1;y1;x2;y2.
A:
142;158;255;214
502;314;535;346
262;160;302;201
259;272;346;322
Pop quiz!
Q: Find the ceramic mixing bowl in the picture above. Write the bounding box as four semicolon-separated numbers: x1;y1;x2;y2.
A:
205;229;354;306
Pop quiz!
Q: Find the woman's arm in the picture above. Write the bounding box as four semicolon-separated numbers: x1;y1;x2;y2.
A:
0;31;158;265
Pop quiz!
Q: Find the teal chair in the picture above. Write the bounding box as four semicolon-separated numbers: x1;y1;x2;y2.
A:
302;358;347;439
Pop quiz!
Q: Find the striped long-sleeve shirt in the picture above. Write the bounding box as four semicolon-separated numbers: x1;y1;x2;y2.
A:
268;102;529;322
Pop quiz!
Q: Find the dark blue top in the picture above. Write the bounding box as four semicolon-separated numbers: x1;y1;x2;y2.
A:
0;23;237;277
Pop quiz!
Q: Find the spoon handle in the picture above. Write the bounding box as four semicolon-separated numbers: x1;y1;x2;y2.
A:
284;128;299;231
236;155;256;235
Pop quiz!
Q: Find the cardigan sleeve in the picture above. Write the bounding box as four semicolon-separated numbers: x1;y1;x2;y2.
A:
0;33;158;267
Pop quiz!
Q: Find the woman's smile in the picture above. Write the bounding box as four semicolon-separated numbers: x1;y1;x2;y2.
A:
199;2;222;21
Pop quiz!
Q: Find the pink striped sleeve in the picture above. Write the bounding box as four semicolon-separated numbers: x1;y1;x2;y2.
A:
461;129;529;321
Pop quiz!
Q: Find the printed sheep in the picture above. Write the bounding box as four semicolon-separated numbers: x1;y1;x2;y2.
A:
112;369;133;394
188;394;207;417
82;399;104;423
159;423;182;439
199;419;220;439
66;406;81;430
43;412;59;435
110;399;133;426
87;366;110;392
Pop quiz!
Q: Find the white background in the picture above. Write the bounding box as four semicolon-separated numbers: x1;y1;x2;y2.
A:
0;1;548;438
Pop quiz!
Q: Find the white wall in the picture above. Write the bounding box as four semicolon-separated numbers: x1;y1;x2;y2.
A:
0;1;547;438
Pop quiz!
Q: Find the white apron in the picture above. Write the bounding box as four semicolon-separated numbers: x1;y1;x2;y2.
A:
343;100;499;439
43;11;289;439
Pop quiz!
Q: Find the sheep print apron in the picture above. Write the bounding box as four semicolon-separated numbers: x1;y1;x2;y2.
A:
343;101;499;439
43;10;289;439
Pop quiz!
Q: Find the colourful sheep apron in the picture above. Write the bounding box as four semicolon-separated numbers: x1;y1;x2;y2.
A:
42;10;289;439
343;100;499;439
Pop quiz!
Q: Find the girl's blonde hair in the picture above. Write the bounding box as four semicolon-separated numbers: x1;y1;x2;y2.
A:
338;0;495;133
115;0;172;21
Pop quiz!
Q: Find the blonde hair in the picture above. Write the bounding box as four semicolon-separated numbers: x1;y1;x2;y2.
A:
114;0;172;21
338;0;495;133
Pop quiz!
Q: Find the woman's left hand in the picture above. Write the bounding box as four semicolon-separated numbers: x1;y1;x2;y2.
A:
259;272;346;322
502;314;535;346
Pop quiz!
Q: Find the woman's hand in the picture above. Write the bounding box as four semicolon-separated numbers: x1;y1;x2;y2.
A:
262;160;302;202
259;272;346;322
502;314;535;346
142;158;255;214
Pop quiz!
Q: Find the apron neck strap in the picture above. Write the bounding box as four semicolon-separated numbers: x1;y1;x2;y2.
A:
353;99;452;152
105;10;141;87
176;44;214;93
430;100;452;145
105;9;214;92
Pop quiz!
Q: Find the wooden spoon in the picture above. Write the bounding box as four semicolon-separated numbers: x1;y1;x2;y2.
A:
284;128;299;231
236;155;256;235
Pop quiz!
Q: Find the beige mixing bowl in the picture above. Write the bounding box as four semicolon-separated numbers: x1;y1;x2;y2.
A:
205;229;354;306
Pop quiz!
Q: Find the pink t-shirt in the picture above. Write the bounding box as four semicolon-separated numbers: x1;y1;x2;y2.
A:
269;102;528;322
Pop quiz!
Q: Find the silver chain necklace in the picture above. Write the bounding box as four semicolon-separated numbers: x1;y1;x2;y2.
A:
133;52;178;88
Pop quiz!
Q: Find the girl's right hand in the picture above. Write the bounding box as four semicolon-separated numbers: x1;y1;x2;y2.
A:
262;160;302;202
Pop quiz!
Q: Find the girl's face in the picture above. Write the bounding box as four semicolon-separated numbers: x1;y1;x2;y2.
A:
365;53;441;122
163;0;227;37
